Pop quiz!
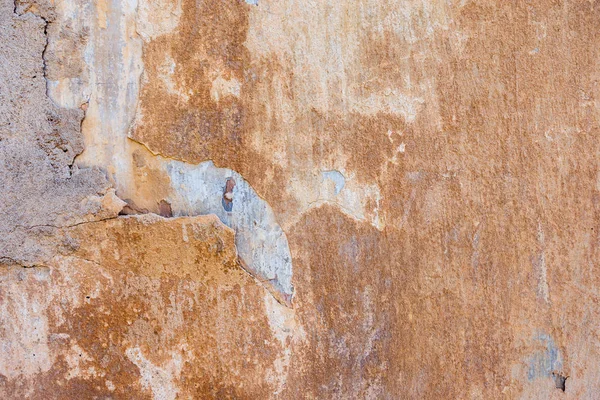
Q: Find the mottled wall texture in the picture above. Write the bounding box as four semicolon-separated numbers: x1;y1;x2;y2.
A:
2;0;600;398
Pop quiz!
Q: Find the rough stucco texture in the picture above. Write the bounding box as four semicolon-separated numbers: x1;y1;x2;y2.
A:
2;0;600;398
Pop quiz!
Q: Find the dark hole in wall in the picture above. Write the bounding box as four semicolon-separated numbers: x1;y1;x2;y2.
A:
119;199;149;215
553;372;567;392
158;200;173;218
222;177;235;212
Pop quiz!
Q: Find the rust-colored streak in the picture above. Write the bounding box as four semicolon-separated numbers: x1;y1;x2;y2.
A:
131;0;250;166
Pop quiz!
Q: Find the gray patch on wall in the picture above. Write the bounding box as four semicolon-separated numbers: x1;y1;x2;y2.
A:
322;170;346;195
527;332;563;381
164;160;293;304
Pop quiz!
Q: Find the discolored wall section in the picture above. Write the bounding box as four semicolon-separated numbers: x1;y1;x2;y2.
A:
3;0;600;398
0;215;290;399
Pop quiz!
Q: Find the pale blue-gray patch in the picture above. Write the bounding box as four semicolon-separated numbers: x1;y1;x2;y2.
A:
322;170;346;195
527;332;562;381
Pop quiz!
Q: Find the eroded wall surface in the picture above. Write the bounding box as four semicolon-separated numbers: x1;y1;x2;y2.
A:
2;0;600;398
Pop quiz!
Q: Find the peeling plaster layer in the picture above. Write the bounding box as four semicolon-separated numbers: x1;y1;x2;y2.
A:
50;0;295;302
164;159;294;300
0;0;122;268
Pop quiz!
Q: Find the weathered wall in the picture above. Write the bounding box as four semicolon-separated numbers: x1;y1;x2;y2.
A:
2;0;600;398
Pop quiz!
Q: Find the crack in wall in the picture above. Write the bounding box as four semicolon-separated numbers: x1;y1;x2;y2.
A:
13;1;53;104
0;257;36;268
14;215;122;232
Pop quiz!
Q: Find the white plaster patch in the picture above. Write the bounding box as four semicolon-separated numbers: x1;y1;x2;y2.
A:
136;0;183;41
386;129;403;143
536;221;550;303
126;347;182;400
157;56;189;103
0;263;95;380
263;293;297;394
284;168;384;231
351;91;425;123
313;169;384;230
285;169;385;230
244;1;443;123
322;170;346;196
47;78;90;109
65;342;99;381
0;269;53;379
43;0;94;107
210;74;241;103
181;223;189;242
389;143;406;165
73;0;144;204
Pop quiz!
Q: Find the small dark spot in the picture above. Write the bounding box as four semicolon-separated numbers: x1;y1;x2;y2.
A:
222;177;235;212
119;200;148;216
553;372;567;392
158;200;173;218
86;296;90;299
46;112;59;125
